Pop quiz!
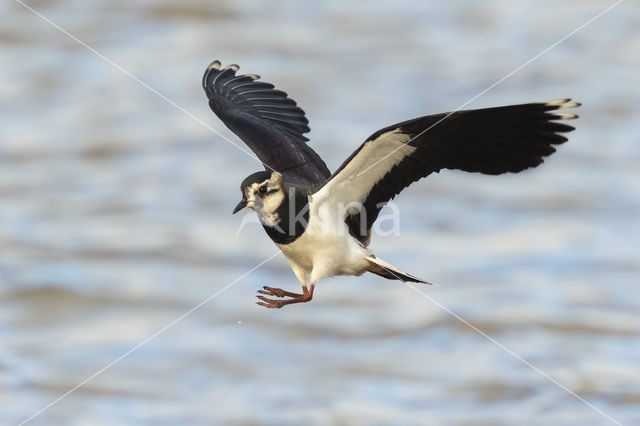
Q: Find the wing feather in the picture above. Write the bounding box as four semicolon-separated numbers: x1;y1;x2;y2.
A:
313;99;580;245
203;60;330;185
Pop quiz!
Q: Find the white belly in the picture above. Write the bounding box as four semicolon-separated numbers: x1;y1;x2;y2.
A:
276;201;370;283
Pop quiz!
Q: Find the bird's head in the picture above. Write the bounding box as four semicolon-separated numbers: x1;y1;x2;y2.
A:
233;171;285;219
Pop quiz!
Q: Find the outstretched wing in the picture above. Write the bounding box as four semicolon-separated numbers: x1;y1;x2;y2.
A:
202;60;330;185
312;99;580;245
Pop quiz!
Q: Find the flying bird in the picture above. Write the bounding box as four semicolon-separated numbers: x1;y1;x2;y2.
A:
202;60;579;308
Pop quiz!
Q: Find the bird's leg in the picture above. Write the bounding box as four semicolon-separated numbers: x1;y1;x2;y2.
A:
256;283;315;309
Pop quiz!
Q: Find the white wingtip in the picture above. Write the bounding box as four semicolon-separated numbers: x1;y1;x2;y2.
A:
223;64;240;72
543;98;571;106
557;101;581;109
541;98;580;119
207;60;221;71
542;98;581;109
551;112;578;120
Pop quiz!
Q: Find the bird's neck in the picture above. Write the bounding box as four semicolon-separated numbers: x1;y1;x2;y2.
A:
262;187;309;245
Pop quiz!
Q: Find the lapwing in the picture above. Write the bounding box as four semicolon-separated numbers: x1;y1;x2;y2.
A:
202;60;579;308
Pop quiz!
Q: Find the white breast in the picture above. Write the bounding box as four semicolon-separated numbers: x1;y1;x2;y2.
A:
276;197;370;284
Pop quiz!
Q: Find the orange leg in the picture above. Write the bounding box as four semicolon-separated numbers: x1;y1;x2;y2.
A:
256;284;315;309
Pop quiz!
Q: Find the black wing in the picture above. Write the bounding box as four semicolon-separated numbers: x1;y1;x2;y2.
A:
312;99;580;245
202;60;330;185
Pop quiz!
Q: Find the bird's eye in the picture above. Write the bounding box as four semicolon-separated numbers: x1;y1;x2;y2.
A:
258;186;268;195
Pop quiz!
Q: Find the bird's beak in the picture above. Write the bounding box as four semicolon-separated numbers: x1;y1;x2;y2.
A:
232;197;248;214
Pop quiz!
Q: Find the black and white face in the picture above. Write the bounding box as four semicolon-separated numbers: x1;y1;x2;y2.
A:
234;172;285;226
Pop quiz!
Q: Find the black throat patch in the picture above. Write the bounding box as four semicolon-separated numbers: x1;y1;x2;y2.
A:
262;187;309;245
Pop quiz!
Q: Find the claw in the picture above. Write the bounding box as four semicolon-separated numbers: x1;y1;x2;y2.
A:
256;295;275;303
262;286;283;297
260;286;302;298
256;295;284;309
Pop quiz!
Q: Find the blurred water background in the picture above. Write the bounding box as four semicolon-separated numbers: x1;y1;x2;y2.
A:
1;0;639;425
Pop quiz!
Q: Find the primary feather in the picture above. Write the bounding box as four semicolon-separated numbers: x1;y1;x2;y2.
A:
203;60;330;186
313;99;580;245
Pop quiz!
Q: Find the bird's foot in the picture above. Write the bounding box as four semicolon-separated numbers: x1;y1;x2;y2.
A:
258;286;302;299
256;285;314;309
